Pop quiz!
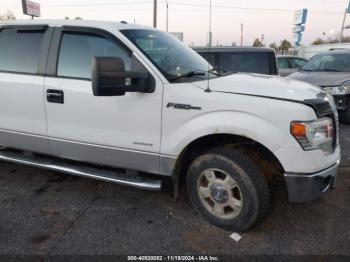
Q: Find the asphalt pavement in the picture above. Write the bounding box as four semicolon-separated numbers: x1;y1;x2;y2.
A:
0;126;349;256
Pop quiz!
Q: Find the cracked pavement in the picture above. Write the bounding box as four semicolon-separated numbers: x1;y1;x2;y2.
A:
0;125;349;255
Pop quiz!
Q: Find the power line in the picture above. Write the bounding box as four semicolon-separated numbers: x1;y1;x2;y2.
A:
0;1;345;15
168;2;345;15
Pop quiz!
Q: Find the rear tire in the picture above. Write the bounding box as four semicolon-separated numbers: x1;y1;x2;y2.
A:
187;147;270;231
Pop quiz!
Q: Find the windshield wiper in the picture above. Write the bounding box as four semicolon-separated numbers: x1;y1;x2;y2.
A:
170;70;207;82
170;69;224;82
208;67;223;76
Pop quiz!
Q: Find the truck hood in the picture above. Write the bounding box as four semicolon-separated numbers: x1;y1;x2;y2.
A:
194;73;323;101
288;71;350;87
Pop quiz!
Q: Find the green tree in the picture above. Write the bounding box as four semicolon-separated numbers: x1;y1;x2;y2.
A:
253;38;264;47
0;10;16;20
311;38;325;45
269;42;278;52
280;39;292;55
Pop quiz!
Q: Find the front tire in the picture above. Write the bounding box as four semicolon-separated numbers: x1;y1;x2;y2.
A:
187;147;270;231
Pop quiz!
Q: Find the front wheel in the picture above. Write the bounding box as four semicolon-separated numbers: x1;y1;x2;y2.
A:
187;147;270;231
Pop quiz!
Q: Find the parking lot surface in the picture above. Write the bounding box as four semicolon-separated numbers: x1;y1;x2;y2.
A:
0;126;349;256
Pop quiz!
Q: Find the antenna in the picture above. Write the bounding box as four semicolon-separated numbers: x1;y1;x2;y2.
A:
205;0;212;93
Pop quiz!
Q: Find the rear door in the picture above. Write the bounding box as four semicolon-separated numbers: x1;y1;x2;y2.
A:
44;26;163;173
0;25;52;154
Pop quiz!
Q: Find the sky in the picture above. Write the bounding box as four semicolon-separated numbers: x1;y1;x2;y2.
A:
1;0;350;46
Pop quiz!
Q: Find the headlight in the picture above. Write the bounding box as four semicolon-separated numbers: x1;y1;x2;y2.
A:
291;118;334;154
323;84;350;95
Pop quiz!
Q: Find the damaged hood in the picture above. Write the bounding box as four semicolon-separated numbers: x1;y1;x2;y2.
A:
194;73;324;102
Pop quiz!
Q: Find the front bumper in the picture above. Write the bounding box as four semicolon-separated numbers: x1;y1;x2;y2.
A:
284;161;339;203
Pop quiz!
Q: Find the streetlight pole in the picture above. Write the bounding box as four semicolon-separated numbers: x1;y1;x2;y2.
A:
340;8;347;43
340;1;350;43
166;0;169;32
208;0;212;47
153;0;157;28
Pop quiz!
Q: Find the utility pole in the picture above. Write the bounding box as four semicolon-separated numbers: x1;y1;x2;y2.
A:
208;0;212;47
166;0;169;32
340;1;350;43
240;23;243;46
340;8;348;43
153;0;157;28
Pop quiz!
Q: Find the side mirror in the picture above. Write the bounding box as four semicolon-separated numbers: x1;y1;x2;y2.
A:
92;57;154;96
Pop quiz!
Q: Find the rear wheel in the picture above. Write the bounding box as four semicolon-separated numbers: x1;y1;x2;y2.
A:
187;147;270;231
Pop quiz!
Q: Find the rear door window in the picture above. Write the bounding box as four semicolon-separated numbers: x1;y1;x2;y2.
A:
277;58;290;69
0;29;45;74
218;52;270;75
289;58;307;69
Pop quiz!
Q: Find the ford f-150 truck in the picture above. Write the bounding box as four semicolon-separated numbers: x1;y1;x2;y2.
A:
0;20;340;231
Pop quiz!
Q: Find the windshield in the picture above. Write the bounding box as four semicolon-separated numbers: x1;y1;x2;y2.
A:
302;53;350;72
121;29;213;82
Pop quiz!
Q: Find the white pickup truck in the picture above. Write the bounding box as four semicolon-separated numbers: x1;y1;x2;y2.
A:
0;20;341;231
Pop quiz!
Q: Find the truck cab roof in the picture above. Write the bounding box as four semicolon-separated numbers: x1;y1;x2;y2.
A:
0;19;153;32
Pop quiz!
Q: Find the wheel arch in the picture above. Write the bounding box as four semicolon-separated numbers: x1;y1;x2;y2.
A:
171;133;285;198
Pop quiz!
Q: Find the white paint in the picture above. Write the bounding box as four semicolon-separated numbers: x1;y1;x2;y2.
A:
0;73;47;137
0;19;341;176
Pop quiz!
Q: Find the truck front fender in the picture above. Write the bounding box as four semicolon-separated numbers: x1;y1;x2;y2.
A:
161;110;294;158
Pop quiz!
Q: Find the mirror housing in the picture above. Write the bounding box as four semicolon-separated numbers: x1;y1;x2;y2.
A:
92;57;154;96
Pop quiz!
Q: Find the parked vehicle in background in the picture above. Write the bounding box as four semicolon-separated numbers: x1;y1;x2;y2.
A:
277;55;308;76
194;47;278;76
289;49;350;124
0;20;340;232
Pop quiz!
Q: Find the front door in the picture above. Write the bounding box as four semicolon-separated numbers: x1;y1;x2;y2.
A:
44;27;163;173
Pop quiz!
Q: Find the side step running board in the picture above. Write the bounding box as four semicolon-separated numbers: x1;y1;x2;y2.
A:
0;150;161;191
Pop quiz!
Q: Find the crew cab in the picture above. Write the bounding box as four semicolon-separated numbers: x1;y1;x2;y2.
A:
0;20;340;231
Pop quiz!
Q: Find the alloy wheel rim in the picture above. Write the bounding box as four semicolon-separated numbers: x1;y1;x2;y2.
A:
197;168;243;220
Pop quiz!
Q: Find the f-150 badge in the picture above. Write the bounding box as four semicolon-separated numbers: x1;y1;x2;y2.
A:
167;103;201;110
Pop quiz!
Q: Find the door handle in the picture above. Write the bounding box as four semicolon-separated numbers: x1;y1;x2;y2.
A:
47;89;64;104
